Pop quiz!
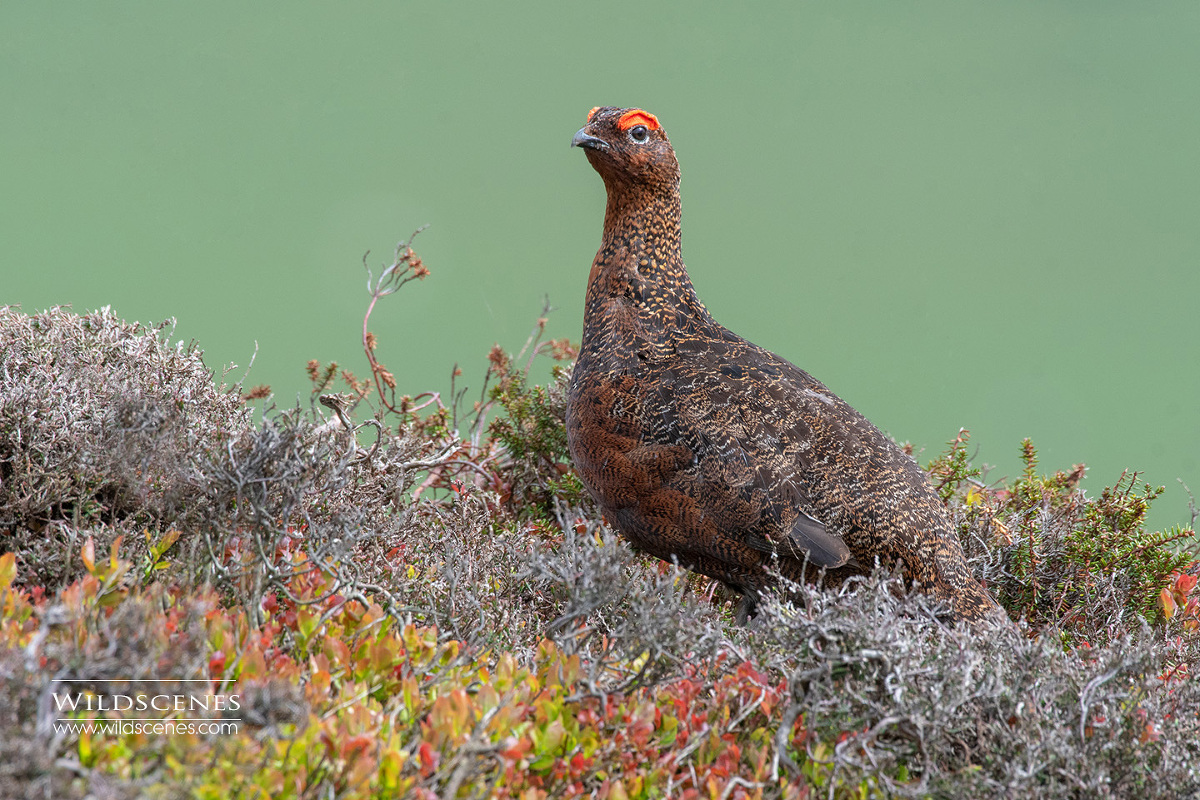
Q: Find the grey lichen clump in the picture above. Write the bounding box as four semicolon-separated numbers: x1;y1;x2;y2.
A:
0;306;250;585
743;570;1200;798
0;305;542;643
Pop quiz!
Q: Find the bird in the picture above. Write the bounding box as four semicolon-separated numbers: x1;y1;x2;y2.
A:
565;106;1002;623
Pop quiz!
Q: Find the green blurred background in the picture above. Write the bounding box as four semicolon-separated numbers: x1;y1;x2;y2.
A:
3;3;1197;531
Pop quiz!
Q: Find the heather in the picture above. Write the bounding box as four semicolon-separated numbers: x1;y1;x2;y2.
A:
1;242;1198;798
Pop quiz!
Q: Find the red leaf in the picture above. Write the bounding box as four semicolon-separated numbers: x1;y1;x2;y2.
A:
341;735;373;759
419;741;439;777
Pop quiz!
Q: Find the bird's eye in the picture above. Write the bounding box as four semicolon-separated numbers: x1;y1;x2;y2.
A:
629;125;649;143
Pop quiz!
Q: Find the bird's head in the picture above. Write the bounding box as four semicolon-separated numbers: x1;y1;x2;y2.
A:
572;107;679;191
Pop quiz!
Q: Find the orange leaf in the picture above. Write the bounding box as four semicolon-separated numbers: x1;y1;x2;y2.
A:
81;537;95;574
501;736;532;761
1161;588;1176;619
108;535;124;571
240;644;267;680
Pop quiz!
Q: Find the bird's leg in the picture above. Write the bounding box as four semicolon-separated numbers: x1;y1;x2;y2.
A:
734;593;758;626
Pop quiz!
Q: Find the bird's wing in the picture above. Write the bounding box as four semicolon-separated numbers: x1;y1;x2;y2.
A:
650;342;853;569
777;507;854;567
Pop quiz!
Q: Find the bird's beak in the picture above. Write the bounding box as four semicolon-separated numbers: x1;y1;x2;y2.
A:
571;127;607;151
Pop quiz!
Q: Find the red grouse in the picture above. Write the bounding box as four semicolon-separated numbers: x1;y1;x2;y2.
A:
566;106;1001;622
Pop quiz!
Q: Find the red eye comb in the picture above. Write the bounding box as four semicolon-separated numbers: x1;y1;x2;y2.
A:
617;109;660;132
587;106;601;121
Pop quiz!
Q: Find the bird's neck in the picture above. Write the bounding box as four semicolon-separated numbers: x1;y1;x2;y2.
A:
600;185;682;256
584;184;708;329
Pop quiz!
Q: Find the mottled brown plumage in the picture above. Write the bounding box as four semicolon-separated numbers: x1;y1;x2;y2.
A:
565;106;1002;622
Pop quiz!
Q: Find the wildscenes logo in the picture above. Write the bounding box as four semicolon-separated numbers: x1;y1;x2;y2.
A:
51;680;241;736
53;691;241;714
